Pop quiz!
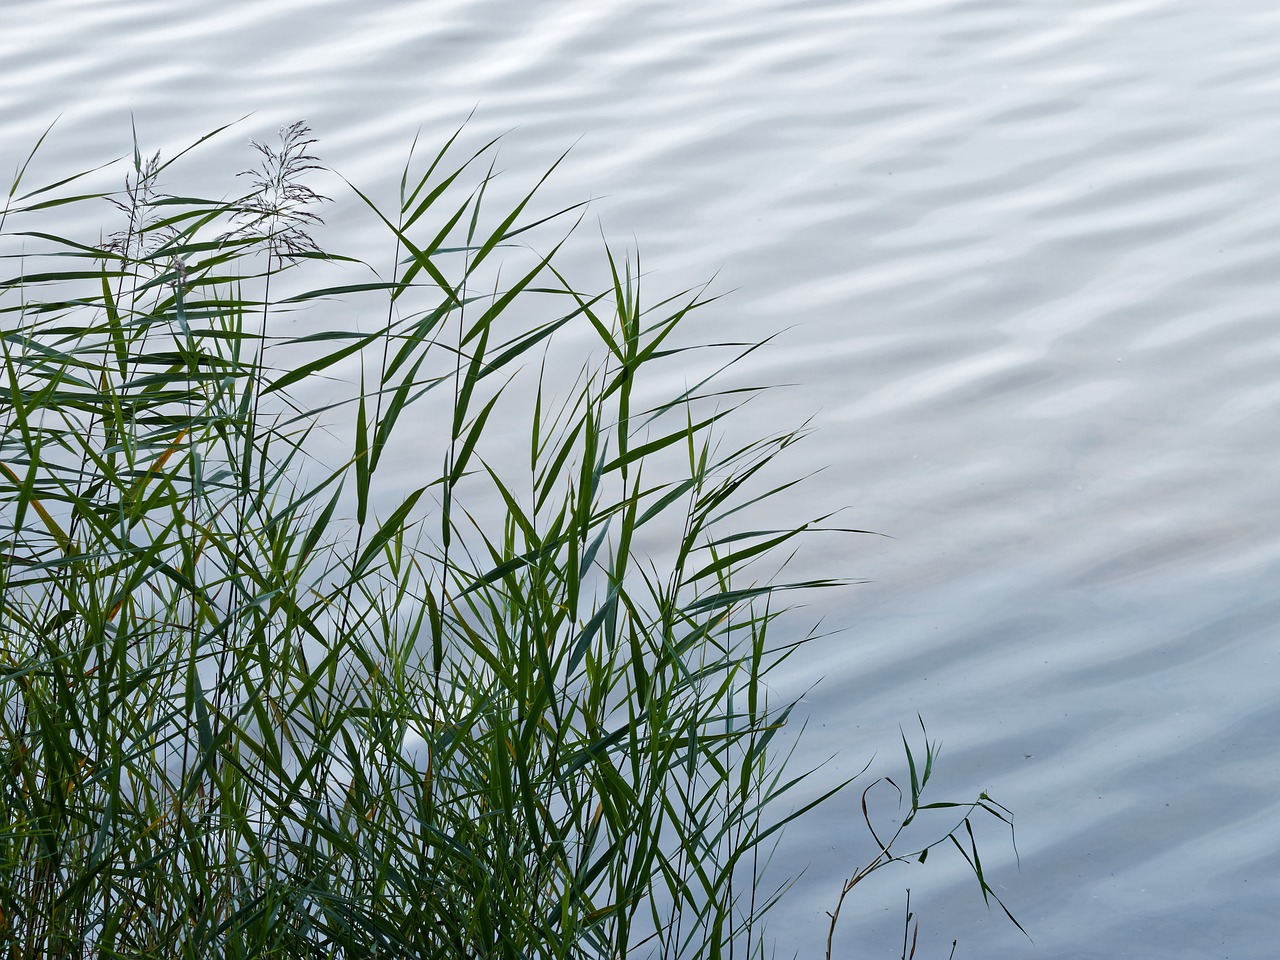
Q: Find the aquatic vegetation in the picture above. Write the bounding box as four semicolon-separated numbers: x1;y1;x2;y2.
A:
0;120;1018;958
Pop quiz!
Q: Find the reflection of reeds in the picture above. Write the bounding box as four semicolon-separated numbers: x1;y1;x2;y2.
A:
0;120;1020;958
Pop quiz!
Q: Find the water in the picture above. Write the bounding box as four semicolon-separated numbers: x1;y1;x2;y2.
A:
4;1;1279;956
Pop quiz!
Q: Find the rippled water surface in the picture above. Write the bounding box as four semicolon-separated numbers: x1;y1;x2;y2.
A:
5;1;1279;956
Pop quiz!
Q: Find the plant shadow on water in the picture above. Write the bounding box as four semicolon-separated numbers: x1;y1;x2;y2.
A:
0;119;1024;958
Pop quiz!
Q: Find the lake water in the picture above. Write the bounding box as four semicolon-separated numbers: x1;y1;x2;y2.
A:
4;1;1278;956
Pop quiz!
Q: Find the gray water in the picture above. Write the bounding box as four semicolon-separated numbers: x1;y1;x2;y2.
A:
4;1;1278;956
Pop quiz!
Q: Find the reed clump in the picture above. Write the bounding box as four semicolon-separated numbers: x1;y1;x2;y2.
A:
0;121;1018;959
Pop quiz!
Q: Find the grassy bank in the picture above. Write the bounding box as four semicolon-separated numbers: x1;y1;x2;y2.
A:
0;121;1018;958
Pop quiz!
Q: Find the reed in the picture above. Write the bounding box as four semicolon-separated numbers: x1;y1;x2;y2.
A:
0;120;1018;958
